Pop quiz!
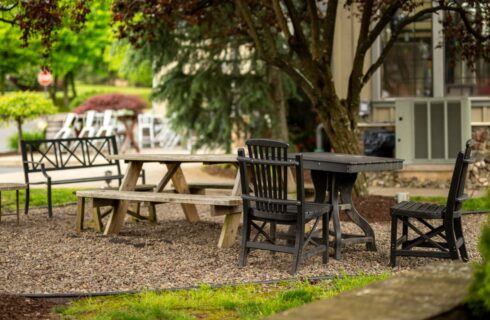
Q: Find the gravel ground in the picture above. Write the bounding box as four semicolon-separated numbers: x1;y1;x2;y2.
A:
0;203;486;294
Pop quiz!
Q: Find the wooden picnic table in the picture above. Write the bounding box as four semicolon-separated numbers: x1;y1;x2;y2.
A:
103;154;242;248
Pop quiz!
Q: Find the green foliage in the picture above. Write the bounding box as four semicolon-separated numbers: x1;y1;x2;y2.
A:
467;214;490;318
107;41;153;87
77;84;151;103
57;274;389;319
7;131;45;151
0;188;78;210
0;92;57;123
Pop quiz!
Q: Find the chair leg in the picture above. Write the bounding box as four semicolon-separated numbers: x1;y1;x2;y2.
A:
239;216;251;267
24;187;30;215
454;218;469;261
390;214;398;267
322;213;329;264
47;182;53;218
291;224;304;275
401;217;409;248
445;222;460;260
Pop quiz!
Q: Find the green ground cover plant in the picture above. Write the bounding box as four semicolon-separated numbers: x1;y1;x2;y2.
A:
7;131;46;151
57;273;389;320
412;188;490;212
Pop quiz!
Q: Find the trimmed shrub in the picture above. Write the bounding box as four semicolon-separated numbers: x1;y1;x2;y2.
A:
73;93;148;114
8;131;45;150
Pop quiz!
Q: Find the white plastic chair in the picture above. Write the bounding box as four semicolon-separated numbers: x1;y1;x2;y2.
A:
78;111;97;138
54;113;77;139
138;113;156;148
95;110;116;137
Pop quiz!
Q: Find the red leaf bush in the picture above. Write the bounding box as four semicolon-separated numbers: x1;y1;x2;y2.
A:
73;93;148;114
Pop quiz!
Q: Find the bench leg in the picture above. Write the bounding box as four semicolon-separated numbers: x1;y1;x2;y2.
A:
76;197;85;232
218;212;242;248
148;203;157;223
90;199;104;232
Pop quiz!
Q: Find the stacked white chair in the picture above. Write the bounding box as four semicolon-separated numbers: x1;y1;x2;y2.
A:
137;113;157;148
78;110;97;138
95;110;116;137
54;113;77;139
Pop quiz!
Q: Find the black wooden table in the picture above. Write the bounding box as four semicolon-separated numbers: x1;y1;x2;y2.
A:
291;153;404;260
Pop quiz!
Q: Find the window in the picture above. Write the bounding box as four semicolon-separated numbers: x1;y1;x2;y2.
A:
381;5;433;98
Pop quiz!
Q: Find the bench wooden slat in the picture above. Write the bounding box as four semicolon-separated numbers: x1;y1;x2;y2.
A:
77;190;242;206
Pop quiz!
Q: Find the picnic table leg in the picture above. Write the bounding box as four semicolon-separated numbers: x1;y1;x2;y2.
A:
76;197;85;232
104;161;143;234
338;173;377;252
166;164;200;222
218;172;242;248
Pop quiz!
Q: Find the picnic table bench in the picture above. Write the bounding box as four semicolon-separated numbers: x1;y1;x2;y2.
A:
76;154;244;247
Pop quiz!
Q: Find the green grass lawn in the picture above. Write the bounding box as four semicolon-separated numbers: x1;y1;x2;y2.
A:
77;83;152;101
0;188;78;210
56;274;389;320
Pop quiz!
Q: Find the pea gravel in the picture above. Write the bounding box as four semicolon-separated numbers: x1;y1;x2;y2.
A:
0;203;486;294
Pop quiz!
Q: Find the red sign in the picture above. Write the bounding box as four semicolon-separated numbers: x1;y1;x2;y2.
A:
37;70;53;87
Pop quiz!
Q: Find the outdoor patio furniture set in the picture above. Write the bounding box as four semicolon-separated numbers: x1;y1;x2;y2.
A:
7;134;485;273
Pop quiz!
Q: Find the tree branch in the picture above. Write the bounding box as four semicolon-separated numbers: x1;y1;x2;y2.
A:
235;0;266;58
323;0;338;65
272;0;291;40
283;0;308;48
362;6;445;85
453;1;490;42
0;17;14;24
0;2;18;12
307;0;320;60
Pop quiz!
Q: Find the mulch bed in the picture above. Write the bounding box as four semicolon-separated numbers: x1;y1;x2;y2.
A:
0;196;483;320
0;294;59;320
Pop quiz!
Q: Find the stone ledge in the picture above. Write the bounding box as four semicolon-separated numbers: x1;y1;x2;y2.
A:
267;262;472;320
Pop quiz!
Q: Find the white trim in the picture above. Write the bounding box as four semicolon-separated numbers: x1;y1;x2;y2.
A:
432;5;445;97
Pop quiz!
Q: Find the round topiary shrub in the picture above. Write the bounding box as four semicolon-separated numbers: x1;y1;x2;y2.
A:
73;93;148;114
0;91;57;152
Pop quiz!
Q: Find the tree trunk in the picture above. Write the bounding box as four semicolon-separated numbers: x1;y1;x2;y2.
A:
62;74;69;107
0;72;5;95
69;71;77;99
314;94;368;196
49;75;58;104
16;117;23;154
267;66;289;142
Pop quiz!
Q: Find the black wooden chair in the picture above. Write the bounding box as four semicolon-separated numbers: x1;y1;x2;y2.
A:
390;140;474;267
237;139;330;274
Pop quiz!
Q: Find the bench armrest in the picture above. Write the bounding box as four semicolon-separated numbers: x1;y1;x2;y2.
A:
24;161;51;180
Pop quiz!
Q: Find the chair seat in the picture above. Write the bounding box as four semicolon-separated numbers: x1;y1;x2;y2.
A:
251;202;331;222
391;201;446;219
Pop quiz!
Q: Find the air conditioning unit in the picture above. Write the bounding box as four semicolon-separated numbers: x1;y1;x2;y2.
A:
395;98;471;162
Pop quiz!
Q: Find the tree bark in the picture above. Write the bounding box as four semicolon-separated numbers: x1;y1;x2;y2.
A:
62;74;69;107
49;75;58;104
16;117;23;154
314;94;368;196
69;71;77;99
267;66;289;142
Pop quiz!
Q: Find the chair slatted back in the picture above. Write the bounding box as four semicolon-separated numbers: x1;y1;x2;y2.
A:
445;139;473;221
238;139;304;217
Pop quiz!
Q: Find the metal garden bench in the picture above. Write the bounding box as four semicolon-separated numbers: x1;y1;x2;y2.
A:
21;136;146;218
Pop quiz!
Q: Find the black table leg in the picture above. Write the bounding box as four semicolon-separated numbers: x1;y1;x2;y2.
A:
337;172;377;251
311;170;340;259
